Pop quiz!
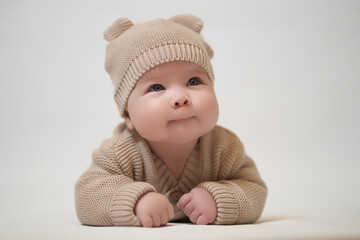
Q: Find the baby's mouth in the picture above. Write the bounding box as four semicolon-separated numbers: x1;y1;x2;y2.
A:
168;116;195;123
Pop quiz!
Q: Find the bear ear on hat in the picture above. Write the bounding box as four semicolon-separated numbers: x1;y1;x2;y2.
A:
104;18;134;41
169;14;213;59
169;14;203;33
204;41;214;59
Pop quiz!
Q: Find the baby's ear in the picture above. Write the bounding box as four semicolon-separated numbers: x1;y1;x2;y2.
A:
104;18;134;41
123;110;135;130
169;14;203;33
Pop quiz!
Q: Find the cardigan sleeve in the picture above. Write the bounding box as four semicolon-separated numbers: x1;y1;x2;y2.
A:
75;134;156;226
198;127;267;225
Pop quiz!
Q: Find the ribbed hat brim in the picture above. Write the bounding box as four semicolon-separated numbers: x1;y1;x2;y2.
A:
114;43;214;116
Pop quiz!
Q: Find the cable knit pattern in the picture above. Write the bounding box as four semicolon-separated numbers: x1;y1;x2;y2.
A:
75;123;267;226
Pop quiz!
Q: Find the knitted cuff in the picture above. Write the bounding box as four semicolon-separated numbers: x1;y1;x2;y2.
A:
198;181;239;225
110;182;156;226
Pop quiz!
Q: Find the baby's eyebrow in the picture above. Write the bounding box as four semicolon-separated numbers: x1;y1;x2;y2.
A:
189;69;207;75
134;78;148;89
136;74;162;87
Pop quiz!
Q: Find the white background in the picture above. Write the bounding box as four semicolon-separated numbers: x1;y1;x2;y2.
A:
1;0;359;238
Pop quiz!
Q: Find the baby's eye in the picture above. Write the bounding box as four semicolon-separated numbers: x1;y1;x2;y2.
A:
187;77;200;86
149;84;165;92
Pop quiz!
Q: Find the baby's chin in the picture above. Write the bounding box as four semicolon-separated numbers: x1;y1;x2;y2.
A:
152;129;214;145
145;136;200;146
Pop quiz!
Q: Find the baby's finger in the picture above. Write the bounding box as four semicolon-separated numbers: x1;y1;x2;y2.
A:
152;214;162;227
140;215;153;228
177;193;191;209
183;201;195;216
196;214;210;225
160;212;169;226
189;209;201;224
167;204;175;220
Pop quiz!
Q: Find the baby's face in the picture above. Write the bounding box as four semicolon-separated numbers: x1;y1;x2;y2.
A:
125;61;219;145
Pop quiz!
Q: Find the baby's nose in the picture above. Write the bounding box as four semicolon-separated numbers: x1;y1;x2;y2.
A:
171;95;191;108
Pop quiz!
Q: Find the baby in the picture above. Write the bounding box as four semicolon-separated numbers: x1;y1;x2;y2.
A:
75;14;267;227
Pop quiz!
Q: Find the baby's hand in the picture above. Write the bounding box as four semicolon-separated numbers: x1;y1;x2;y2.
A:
177;188;217;225
135;192;174;227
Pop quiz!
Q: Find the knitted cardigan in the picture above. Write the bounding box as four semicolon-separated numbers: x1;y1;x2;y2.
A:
75;123;267;226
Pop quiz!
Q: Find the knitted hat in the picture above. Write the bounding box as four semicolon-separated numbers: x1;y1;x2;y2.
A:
103;14;214;117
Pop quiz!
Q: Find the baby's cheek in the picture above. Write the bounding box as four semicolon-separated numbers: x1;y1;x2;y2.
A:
131;101;167;139
201;93;219;120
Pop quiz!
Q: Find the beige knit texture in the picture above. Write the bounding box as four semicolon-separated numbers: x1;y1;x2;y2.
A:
103;15;214;117
75;124;267;226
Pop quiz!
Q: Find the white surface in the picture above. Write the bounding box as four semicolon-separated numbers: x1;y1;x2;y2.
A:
1;0;360;239
1;210;360;240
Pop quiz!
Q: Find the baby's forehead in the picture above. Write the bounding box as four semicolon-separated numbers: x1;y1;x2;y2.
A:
142;64;164;78
139;61;207;80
